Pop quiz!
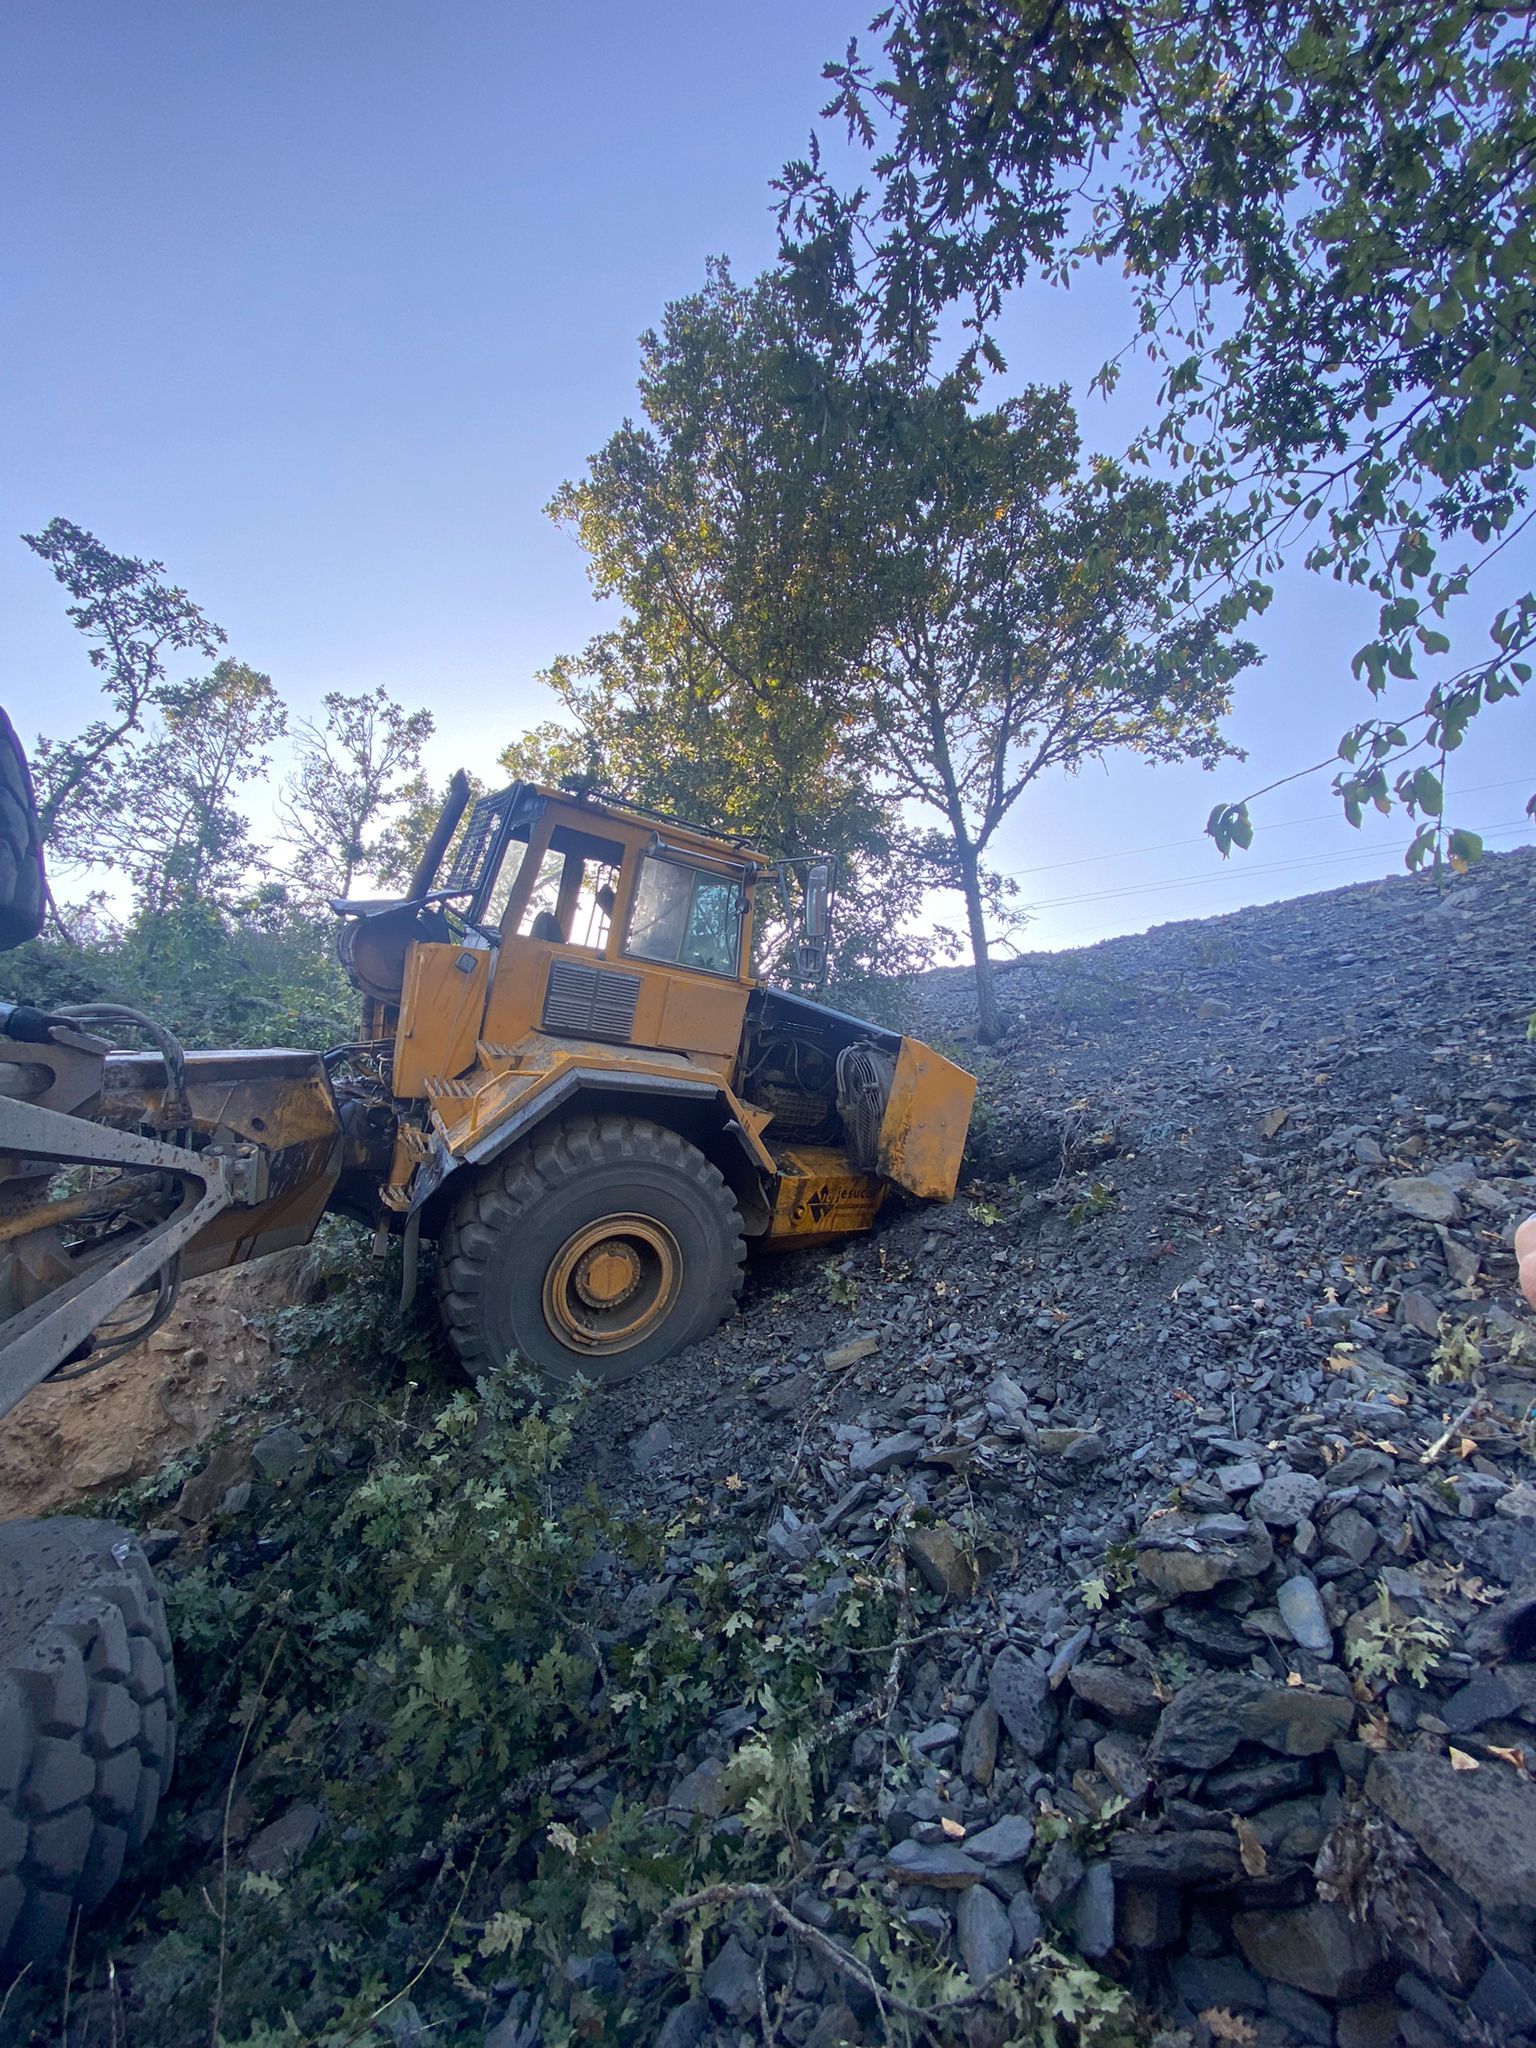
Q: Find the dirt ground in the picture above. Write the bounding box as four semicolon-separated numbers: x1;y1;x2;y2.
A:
0;1247;316;1518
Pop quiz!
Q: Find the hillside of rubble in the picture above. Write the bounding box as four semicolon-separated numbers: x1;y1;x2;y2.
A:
12;844;1536;2048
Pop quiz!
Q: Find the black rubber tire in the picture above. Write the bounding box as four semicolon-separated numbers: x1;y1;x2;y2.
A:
0;709;45;952
437;1115;746;1385
0;1519;177;1976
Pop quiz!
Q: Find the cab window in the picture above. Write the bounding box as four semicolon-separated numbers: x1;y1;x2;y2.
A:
625;857;741;976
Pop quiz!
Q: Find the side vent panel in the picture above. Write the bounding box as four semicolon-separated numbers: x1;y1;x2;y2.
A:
542;960;641;1042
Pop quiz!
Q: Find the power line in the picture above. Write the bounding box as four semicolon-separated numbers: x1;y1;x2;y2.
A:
993;773;1535;883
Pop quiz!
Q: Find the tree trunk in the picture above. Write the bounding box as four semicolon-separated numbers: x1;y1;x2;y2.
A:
955;839;1004;1044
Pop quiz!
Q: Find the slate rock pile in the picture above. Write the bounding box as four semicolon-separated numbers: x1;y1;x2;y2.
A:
558;847;1536;2045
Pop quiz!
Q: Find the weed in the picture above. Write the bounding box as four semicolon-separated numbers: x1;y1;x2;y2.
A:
1347;1582;1452;1687
1078;1542;1136;1613
1428;1318;1483;1384
1068;1180;1116;1227
823;1258;859;1308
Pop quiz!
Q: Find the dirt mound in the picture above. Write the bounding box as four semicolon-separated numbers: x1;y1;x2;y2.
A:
0;1248;317;1518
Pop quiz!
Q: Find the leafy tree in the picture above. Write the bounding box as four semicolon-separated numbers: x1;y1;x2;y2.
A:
280;686;434;901
20;518;227;869
542;264;931;993
0;893;356;1051
548;266;1249;1032
857;382;1249;1038
98;660;286;918
779;0;1536;861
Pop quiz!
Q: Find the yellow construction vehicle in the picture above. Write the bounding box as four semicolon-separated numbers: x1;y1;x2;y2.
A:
2;767;975;1404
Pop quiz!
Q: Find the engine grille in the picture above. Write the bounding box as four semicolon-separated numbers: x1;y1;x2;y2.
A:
542;960;641;1042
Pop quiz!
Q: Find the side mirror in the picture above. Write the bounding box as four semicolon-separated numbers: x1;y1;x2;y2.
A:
802;863;830;942
795;862;832;983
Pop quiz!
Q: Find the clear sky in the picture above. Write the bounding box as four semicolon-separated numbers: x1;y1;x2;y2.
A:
3;1;1531;955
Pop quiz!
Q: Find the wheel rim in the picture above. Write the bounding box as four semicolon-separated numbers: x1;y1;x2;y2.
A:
542;1212;683;1354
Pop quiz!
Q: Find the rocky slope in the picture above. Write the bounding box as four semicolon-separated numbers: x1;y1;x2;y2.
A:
559;844;1536;2047
19;846;1534;2048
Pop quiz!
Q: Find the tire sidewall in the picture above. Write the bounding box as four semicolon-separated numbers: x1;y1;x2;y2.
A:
481;1156;736;1382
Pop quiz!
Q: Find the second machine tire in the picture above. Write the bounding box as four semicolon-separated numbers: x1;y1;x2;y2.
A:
438;1115;746;1385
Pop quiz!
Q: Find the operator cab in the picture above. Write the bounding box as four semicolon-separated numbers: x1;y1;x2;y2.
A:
333;781;766;1070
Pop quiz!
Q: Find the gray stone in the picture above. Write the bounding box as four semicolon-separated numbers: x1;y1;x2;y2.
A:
1149;1672;1267;1771
246;1801;322;1875
1240;1686;1354;1756
1136;1510;1273;1594
1398;1289;1442;1337
1116;1881;1181;1951
1035;1427;1107;1465
1172;1953;1266;2013
1093;1731;1150;1806
1046;1624;1092;1687
803;2004;861;2048
756;1372;813;1417
1007;1889;1043;1954
1322;1506;1378;1566
1067;1662;1162;1732
1033;1838;1085;1916
702;1936;758;2019
250;1425;310;1483
886;1838;984;1888
906;1522;979;1601
1073;1862;1115;1960
564;1953;621;1996
912;1720;961;1756
989;1645;1057;1759
667;1756;727;1819
850;1431;925;1476
955;1882;1012;1985
1233;1901;1385;2000
1163;1603;1255;1667
630;1420;674;1473
1385;1178;1462;1225
1108;1829;1242;1885
1204;1756;1315;1813
1327;1448;1395;1489
960;1700;998;1786
962;1815;1036;1867
1333;2000;1399;2048
1440;1663;1536;1733
1469;1955;1536;2032
1277;1575;1333;1654
1217;1459;1264;1495
903;1906;950;1942
1367;1750;1536;1911
765;1507;819;1564
1249;1470;1325;1528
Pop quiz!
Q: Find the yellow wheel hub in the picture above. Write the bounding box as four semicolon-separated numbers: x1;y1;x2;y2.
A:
543;1213;682;1354
574;1239;641;1309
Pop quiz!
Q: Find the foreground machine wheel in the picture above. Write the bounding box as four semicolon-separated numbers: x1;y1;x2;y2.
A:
0;708;45;950
0;1519;176;1974
438;1115;746;1385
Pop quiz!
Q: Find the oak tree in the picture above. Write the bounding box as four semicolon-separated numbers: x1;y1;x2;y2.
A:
779;0;1536;860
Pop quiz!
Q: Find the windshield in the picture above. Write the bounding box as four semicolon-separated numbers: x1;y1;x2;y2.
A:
625;857;741;976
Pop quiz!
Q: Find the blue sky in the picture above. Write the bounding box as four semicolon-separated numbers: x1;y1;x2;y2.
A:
3;1;1531;954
